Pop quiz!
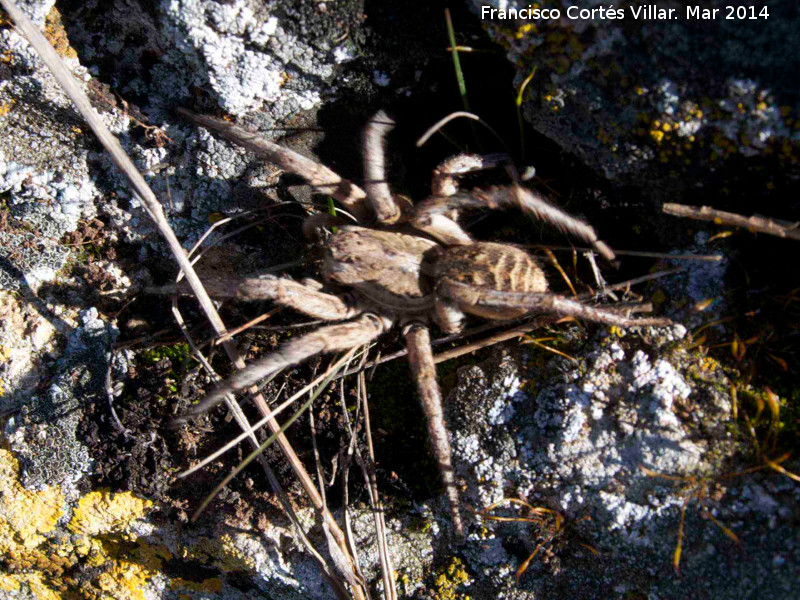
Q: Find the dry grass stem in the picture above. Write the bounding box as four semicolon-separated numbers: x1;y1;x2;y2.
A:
0;3;366;595
191;347;358;517
524;244;724;262
542;248;578;298
358;371;397;600
215;308;281;344
177;350;358;478
477;498;572;583
416;111;480;147
169;297;350;595
663;202;800;241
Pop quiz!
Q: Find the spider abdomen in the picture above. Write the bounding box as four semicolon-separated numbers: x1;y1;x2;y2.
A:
436;242;547;292
436;242;547;320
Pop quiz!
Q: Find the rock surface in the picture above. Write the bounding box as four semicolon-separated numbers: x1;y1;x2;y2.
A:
447;329;799;599
0;1;798;599
471;0;800;208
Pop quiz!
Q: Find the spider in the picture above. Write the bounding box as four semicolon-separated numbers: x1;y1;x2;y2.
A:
172;109;669;536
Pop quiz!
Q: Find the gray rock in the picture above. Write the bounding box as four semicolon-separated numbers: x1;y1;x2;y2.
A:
471;0;800;198
2;2;795;599
446;327;800;599
61;0;362;120
0;0;365;292
4;307;114;494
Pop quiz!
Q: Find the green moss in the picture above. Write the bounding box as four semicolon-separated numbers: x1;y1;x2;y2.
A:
140;343;191;366
140;343;191;393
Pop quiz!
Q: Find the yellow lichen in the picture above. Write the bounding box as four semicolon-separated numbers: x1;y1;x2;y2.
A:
135;539;173;570
699;356;722;373
68;490;152;537
0;574;19;592
0;572;62;600
395;571;414;597
608;326;625;338
170;577;224;594
97;562;151;600
0;449;174;599
432;557;472;600
185;533;255;572
516;23;535;38
0;449;64;549
0;101;13;117
43;7;77;59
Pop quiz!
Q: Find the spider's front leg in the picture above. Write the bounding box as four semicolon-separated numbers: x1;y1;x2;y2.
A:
178;313;393;422
413;186;615;261
363;111;404;224
403;321;464;537
431;153;510;197
409;153;513;246
177;109;372;222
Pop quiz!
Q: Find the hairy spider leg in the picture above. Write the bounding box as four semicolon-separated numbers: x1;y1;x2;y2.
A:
404;321;464;537
164;274;357;322
180;313;392;421
363;111;403;224
431;152;511;197
177;108;372;222
413;186;615;261
440;281;671;328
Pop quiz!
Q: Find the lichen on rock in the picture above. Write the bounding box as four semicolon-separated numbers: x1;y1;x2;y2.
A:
471;0;800;199
446;325;799;598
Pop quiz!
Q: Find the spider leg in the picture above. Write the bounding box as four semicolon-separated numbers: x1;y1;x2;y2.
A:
414;186;615;260
404;322;464;537
410;155;511;245
547;296;670;326
432;298;467;335
179;313;392;421
537;295;669;327
505;186;615;261
177;108;371;222
363;111;403;224
156;274;357;321
410;203;474;246
432;152;510;197
441;281;671;327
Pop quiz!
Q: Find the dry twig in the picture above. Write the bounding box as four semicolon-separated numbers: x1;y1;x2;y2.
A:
0;3;365;596
663;203;800;242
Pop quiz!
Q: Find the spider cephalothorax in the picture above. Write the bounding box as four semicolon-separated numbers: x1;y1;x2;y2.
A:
173;109;669;536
